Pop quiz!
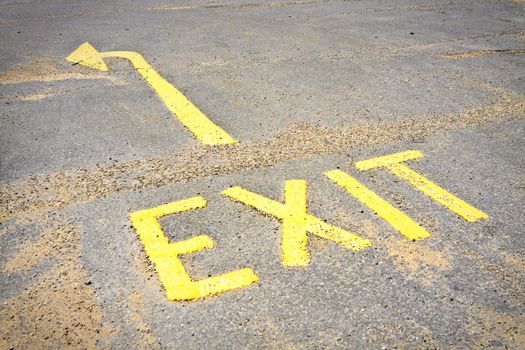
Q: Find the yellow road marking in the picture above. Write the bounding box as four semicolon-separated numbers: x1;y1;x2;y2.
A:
130;197;258;301
355;150;488;222
222;180;371;267
355;150;425;170
282;180;309;266
66;41;109;71
325;170;431;240
66;42;237;145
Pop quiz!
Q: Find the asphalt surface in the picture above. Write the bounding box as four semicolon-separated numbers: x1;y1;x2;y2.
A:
1;0;524;349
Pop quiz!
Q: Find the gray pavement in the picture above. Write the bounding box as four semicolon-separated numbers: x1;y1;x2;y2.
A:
1;0;524;349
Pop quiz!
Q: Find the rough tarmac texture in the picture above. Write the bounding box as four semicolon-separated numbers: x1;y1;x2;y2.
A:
1;0;524;349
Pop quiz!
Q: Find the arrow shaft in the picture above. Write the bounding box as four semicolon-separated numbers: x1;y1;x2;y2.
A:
100;51;237;145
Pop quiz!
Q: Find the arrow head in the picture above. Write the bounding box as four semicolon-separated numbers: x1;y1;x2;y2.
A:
66;42;109;71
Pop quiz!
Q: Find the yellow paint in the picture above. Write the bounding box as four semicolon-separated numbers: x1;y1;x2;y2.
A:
282;180;309;266
66;42;109;71
325;170;431;240
222;180;371;267
387;163;488;222
355;150;488;222
66;42;237;145
354;150;424;170
129;197;258;301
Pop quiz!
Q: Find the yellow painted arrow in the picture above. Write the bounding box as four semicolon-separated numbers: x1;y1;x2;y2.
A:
66;42;237;145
